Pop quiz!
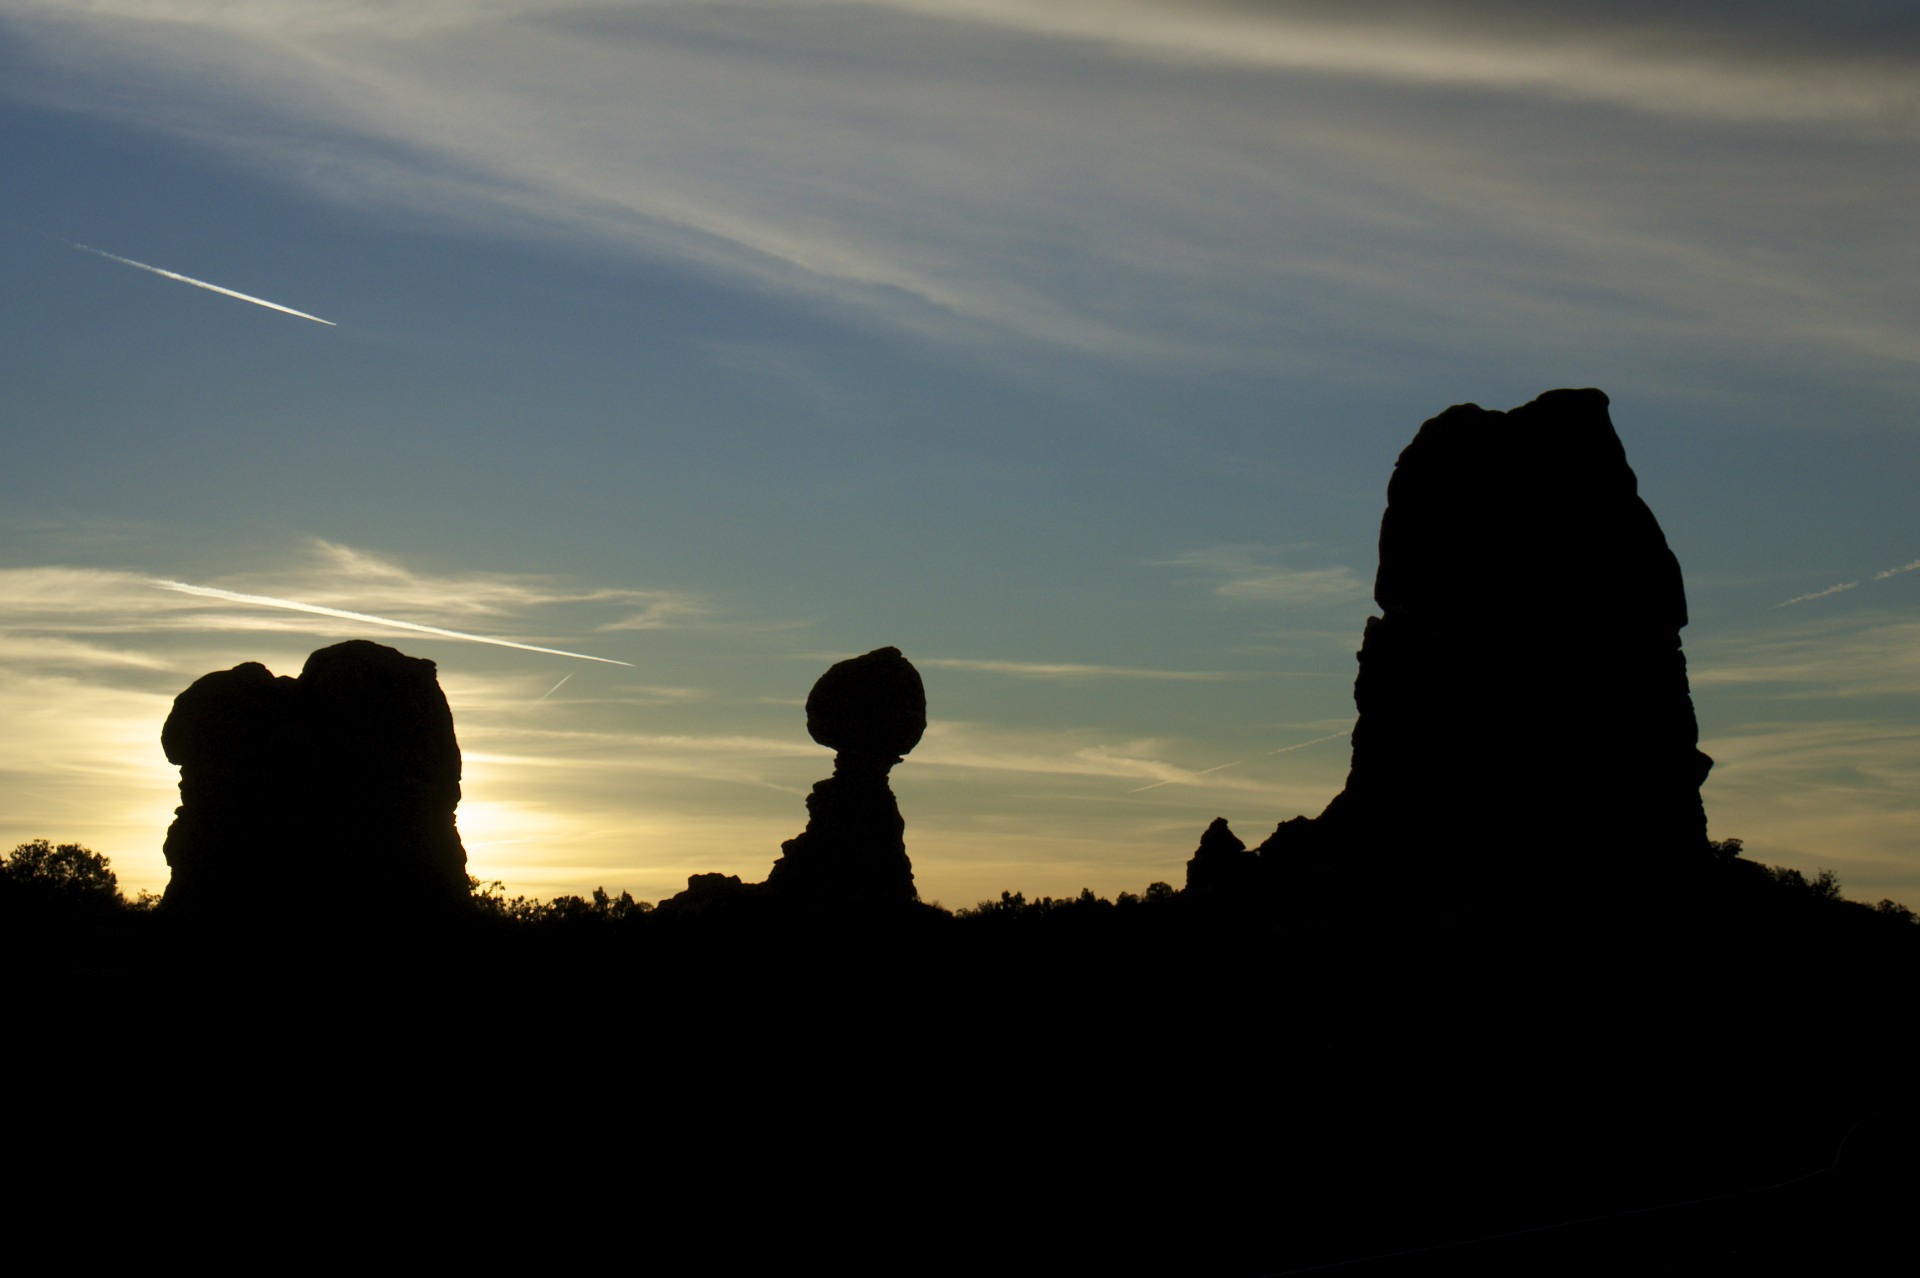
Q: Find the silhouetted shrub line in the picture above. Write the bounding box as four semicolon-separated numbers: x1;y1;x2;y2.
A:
10;840;1912;940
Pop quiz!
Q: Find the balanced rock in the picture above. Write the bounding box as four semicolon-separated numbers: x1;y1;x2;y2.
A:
766;647;924;907
161;639;468;918
1262;389;1712;877
806;646;927;763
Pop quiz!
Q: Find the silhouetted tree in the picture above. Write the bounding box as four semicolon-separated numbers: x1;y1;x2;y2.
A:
1;841;130;969
2;839;120;908
1769;864;1844;901
1875;899;1917;924
957;890;1027;918
468;875;653;931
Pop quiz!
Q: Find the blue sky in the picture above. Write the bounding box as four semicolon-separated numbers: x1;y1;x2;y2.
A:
3;1;1917;907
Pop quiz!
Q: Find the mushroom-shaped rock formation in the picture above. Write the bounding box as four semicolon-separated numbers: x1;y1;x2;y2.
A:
766;647;925;907
1258;389;1712;884
805;646;927;763
161;639;468;919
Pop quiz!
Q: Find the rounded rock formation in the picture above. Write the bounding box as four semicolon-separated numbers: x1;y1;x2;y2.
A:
160;639;468;920
805;646;927;762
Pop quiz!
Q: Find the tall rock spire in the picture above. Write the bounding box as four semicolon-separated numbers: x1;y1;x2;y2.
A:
1264;389;1712;876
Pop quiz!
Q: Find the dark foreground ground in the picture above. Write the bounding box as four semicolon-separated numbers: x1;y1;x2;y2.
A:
10;854;1917;1274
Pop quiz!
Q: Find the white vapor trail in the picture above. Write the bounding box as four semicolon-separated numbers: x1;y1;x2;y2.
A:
1264;729;1352;756
1777;581;1861;608
1127;728;1351;794
1775;555;1920;606
154;580;633;665
66;240;336;326
1129;759;1244;795
536;672;574;701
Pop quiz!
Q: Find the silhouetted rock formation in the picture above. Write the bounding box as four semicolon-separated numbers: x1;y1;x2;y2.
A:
1184;816;1255;896
161;639;468;919
1260;389;1712;884
764;646;924;907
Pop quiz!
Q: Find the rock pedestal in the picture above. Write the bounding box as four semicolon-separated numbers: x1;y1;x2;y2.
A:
161;640;468;918
765;647;924;907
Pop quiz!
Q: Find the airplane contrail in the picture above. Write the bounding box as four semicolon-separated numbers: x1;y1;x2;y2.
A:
1129;759;1244;795
1777;580;1859;608
535;673;574;701
1265;729;1351;755
65;240;336;326
1127;728;1351;794
154;580;633;666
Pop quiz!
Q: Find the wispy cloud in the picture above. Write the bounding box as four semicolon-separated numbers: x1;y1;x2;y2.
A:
908;719;1349;807
832;0;1920;123
1148;546;1369;609
1125;726;1350;793
912;722;1267;794
0;634;176;671
154;579;632;665
597;599;712;631
920;657;1241;682
23;2;1911;123
6;0;1913;376
1691;616;1920;700
260;540;701;622
1873;558;1920;581
0;540;697;630
1127;759;1248;795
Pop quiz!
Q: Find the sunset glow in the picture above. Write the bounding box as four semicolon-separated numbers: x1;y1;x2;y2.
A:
3;1;1916;908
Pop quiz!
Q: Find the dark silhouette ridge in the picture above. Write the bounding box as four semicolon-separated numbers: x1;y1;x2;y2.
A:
23;834;1916;1274
159;639;467;919
1218;389;1714;905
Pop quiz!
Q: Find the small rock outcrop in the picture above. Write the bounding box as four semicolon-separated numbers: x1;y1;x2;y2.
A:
764;646;925;907
1260;389;1712;878
161;639;468;918
1184;817;1255;896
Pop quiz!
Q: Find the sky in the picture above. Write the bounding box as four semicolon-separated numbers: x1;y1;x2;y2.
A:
3;0;1917;909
